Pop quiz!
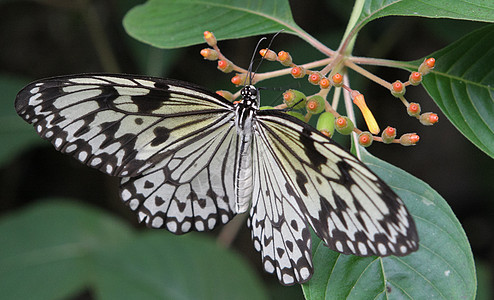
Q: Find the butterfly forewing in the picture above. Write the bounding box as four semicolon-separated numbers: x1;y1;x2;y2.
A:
15;74;234;177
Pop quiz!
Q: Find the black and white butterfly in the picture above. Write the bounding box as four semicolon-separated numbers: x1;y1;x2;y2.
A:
15;73;418;285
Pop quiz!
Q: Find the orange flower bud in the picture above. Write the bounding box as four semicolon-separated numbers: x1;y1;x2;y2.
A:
203;31;217;47
277;51;292;66
259;48;277;61
419;112;439;126
231;74;246;86
217;59;233;73
407;102;421;117
308;72;321;85
319;78;331;89
332;73;343;86
409;72;422;86
399;133;420;146
391;80;406;97
216;90;234;101
291;66;306;78
200;48;218;61
358;131;373;147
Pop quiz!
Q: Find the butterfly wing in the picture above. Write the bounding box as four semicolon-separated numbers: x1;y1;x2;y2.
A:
252;109;419;284
15;74;239;232
249;133;314;285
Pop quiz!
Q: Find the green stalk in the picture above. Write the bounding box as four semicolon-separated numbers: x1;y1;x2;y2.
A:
338;0;365;55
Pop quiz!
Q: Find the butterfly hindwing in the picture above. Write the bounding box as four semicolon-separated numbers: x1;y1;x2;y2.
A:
119;123;239;233
249;133;314;285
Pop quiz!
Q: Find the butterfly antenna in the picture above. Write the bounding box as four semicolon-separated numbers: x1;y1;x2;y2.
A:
253;30;284;78
245;37;267;86
245;30;285;86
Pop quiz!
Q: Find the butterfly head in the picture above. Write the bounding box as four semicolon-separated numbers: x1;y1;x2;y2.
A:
240;85;259;108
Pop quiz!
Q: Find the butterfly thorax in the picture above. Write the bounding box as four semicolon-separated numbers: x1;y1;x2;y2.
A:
233;85;259;213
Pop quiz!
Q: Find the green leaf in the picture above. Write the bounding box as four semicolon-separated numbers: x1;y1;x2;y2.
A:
0;200;268;300
355;0;494;32
302;149;476;299
0;75;45;167
0;200;133;300
420;24;494;158
123;0;303;48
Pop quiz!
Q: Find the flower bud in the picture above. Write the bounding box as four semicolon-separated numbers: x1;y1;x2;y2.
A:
308;72;321;85
231;74;246;86
407;102;421;117
399;133;420;146
332;73;343;87
259;49;277;61
418;57;435;75
381;126;396;144
306;95;325;114
291;66;306;78
203;31;217;47
409;72;422;86
391;80;406;97
358;131;373;147
335;116;354;135
200;48;218;61
419;112;439;126
215;90;233;101
283;89;306;110
319;78;331;89
278;51;292;66
217;59;233;73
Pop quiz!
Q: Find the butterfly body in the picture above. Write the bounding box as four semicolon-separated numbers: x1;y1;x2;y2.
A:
233;85;259;213
15;74;418;285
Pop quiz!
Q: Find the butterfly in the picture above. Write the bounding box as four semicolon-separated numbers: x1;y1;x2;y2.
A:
15;73;418;285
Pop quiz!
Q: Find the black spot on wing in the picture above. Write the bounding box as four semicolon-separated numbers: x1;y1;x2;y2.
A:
130;81;170;113
295;170;308;196
99;85;121;107
155;196;165;206
150;127;170;146
336;160;355;185
300;128;326;168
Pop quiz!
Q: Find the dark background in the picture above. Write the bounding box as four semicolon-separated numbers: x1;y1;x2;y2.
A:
1;0;492;298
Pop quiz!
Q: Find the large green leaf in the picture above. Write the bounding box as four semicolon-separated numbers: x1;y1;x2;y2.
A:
302;149;476;299
355;0;494;32
420;25;494;158
0;200;268;300
123;0;303;48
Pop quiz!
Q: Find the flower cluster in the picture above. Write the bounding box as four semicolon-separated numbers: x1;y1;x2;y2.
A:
200;31;438;147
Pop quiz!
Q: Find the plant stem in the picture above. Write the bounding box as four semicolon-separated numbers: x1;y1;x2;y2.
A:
345;59;391;89
338;0;365;55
